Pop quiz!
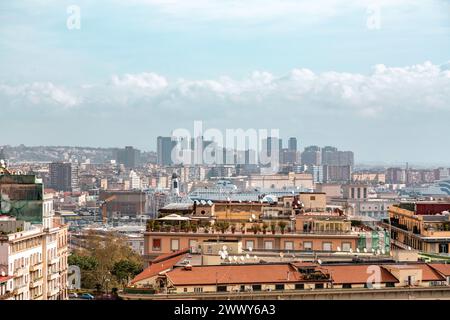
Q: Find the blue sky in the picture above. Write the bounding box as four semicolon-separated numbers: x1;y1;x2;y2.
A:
1;0;450;165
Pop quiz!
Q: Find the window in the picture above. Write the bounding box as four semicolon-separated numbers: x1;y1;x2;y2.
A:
295;284;304;290
386;283;395;288
240;285;246;292
284;241;294;250
194;287;203;293
315;283;324;289
170;239;180;251
275;284;284;291
189;239;198;252
217;286;227;292
264;241;273;250
303;241;313;251
152;239;161;251
184;288;188;292
252;285;262;291
201;210;206;215
246;240;255;250
310;196;316;200
322;242;332;251
342;242;351;252
342;283;352;289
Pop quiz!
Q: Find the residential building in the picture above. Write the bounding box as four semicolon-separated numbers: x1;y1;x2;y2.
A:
0;174;68;300
49;162;72;192
385;202;450;254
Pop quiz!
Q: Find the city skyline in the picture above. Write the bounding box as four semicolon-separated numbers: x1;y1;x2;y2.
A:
1;1;450;164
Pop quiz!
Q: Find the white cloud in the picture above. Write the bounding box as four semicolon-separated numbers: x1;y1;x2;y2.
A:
0;82;78;108
111;72;168;91
1;62;449;119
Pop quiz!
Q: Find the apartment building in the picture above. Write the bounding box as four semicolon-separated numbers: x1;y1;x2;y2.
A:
0;174;69;300
386;202;450;254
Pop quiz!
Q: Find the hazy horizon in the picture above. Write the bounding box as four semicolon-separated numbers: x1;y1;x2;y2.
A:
1;1;449;164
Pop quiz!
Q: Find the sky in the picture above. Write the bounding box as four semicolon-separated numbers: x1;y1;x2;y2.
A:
0;0;449;165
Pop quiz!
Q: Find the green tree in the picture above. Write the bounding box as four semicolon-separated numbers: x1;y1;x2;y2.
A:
111;259;143;287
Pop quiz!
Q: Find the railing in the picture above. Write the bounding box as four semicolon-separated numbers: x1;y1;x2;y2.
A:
0;291;13;300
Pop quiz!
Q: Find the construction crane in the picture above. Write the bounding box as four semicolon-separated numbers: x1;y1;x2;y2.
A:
100;195;116;224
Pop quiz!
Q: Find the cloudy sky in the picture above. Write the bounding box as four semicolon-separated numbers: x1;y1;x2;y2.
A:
1;0;449;165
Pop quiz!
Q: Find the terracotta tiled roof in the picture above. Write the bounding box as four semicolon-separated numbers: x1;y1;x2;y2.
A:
429;263;450;277
0;275;13;283
130;250;188;284
384;263;446;282
166;264;304;286
152;249;189;264
415;264;447;281
319;265;399;284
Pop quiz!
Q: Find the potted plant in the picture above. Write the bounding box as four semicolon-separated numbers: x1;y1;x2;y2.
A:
278;221;287;234
153;222;161;232
231;224;236;234
262;223;269;234
146;220;154;231
190;224;198;233
241;223;246;234
251;224;260;235
270;223;276;234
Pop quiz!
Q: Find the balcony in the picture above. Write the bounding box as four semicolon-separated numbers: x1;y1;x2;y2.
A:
47;271;60;281
47;287;59;297
14;266;27;277
30;277;43;288
48;257;59;265
30;262;43;272
0;291;13;300
422;229;450;237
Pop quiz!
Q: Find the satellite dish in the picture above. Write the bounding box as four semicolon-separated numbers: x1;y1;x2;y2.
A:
227;256;232;262
349;248;353;254
381;249;386;255
251;214;256;219
279;252;284;258
233;256;238;262
337;246;341;252
317;259;322;265
218;250;223;256
408;246;412;251
363;248;368;253
356;248;360;253
246;254;250;259
248;247;253;252
222;245;228;251
240;256;245;262
253;255;258;260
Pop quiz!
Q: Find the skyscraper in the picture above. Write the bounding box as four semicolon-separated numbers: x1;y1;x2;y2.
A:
301;145;321;166
116;146;140;168
49;162;72;192
157;136;176;166
288;137;297;152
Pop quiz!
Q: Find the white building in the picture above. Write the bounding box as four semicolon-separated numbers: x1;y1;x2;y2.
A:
0;175;69;300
